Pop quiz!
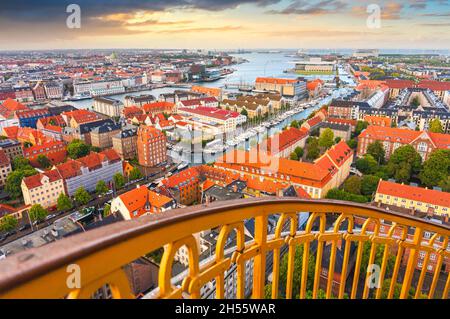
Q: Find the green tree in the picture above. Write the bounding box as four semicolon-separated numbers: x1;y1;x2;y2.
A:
319;128;334;149
359;242;396;280
74;187;91;206
419;150;450;188
361;175;380;196
113;173;125;189
355;121;368;136
57;193;73;212
67;139;90;159
37;155;51;169
347;139;357;149
294;146;304;158
95;180;109;195
29;204;48;222
240;109;248;117
129;167;144;181
5;169;38;199
380;278;417;299
428;118;444;133
334;137;342;144
12;156;33;171
343;176;362;195
290;120;299;129
356;154;378;175
325;188;368;203
387;145;422;183
438;176;450;192
0;215;18;232
411;96;420;108
290;152;299;161
306;138;320;160
103;203;111;218
367;141;386;165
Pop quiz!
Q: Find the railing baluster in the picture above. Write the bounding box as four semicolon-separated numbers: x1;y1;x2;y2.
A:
428;237;448;299
285;244;296;299
252;214;268;299
400;227;423;299
339;234;351;299
388;227;407;299
362;240;377;299
326;240;337;299
300;241;310;299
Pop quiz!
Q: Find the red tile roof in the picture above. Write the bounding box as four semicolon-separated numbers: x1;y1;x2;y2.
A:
384;79;415;89
1;98;28;112
22;170;63;189
117;186;173;218
260;127;307;153
142;101;174;113
321;140;353;168
417;80;450;91
62;109;100;124
376;180;450;208
163;167;200;189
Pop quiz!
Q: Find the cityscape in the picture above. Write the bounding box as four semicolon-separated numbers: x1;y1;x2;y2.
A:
0;0;448;304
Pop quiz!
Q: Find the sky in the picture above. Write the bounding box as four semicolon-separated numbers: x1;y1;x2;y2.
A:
0;0;449;50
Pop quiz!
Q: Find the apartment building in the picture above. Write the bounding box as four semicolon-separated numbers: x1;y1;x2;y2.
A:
177;107;243;133
137;126;167;167
90;121;122;149
357;126;450;160
112;128;138;160
111;185;176;220
21;170;65;208
23;140;67;167
258;127;308;158
93;97;123;118
54;149;123;196
374;180;450;216
14;109;51;128
0;139;23;162
0;149;12;188
255;77;306;97
162;167;202;206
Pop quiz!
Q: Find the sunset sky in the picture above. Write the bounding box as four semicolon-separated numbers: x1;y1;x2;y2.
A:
0;0;449;50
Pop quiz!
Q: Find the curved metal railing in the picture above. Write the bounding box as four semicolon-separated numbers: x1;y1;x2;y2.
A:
0;198;448;299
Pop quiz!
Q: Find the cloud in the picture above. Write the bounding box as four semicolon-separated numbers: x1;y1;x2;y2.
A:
351;3;404;20
266;0;347;15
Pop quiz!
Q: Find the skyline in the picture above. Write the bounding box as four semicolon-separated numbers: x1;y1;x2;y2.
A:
0;0;449;50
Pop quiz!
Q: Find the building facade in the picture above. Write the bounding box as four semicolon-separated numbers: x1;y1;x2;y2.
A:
137;126;167;167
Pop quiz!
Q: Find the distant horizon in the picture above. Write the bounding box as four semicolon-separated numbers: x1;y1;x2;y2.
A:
0;1;449;50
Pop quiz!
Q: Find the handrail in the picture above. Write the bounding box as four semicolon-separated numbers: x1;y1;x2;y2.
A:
0;198;448;299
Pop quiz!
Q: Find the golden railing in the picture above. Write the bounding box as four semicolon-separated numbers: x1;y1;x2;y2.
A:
0;198;448;299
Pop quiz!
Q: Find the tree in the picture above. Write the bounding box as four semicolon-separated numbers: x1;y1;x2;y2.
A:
347;139;357;149
387;145;422;183
306;138;320;160
356;154;378;175
240;109;248;117
343;176;362;195
37;155;51;169
325;188;368;203
367;141;386;165
360;241;395;281
428;119;444;133
411;96;420;108
290;152;299;161
419;150;450;188
438;176;450;192
29;204;48;222
67;139;90;159
113;173;125;189
290;120;299;129
380;278;418;299
361;175;380;196
95;180;109;195
355;121;368;136
294;146;304;159
5;169;38;199
12;156;33;171
318;128;334;149
74;187;91;206
334;137;342;144
57;193;73;212
129;167;144;181
103;203;111;218
0;215;18;232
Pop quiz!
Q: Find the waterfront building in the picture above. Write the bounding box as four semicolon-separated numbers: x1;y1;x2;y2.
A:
44;82;63;99
177;107;243;132
93;97;123;118
255;77;306;98
124;95;155;107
